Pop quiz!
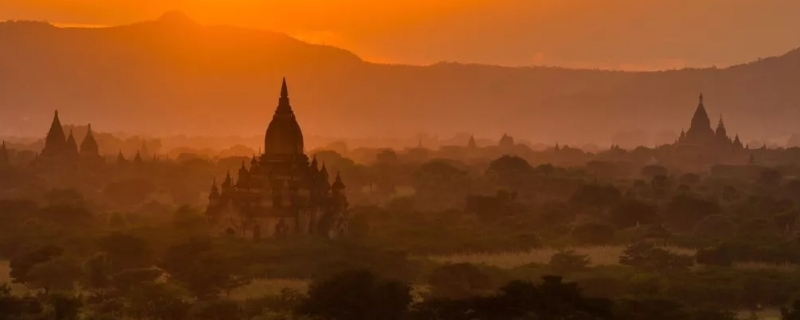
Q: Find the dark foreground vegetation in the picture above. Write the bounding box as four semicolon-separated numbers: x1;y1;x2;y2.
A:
5;143;800;319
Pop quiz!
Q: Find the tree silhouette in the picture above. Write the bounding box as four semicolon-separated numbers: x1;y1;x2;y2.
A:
297;270;412;320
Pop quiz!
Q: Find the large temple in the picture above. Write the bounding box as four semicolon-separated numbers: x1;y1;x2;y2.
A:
205;79;349;239
35;110;102;166
676;94;744;151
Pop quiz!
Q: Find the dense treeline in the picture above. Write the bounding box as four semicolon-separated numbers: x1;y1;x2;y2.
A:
4;145;800;318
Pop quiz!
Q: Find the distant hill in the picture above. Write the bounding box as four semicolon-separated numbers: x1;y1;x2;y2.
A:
1;12;799;146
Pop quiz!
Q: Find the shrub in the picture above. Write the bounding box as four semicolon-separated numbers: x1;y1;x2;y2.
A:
696;246;734;267
571;222;616;245
297;270;412;320
548;250;591;273
619;242;693;271
426;263;493;299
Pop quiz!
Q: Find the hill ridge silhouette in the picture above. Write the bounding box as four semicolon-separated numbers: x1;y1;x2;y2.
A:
1;14;799;145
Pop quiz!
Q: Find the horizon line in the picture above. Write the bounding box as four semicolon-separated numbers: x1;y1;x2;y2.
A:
0;15;788;73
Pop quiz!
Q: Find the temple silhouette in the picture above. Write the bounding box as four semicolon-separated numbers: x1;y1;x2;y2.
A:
204;79;349;239
676;94;743;150
35;111;103;166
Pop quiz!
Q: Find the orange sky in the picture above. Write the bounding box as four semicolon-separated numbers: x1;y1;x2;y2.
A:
3;0;800;70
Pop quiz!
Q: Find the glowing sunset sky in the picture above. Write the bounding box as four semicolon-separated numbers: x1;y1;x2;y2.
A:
2;0;800;70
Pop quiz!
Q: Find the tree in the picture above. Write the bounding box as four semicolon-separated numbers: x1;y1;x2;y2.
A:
46;292;83;320
172;205;208;232
651;175;672;199
693;214;737;242
103;179;156;207
781;299;800;320
758;169;782;188
375;149;398;164
0;285;42;318
737;218;780;241
641;165;668;179
348;212;371;239
721;185;740;202
487;155;533;190
615;299;689;320
26;256;85;293
570;184;622;210
44;188;86;207
619;242;693;271
466;190;519;223
696;245;735;267
38;204;94;229
678;173;702;186
192;300;241;320
549;250;591;273
159;239;247;300
412;160;470;210
10;245;63;285
427;263;493;299
611;199;658;228
774;211;798;235
571;222;616;245
663;195;721;231
535;163;556;177
416;277;613;320
84;253;112;298
126;282;191;320
97;233;153;272
111;268;164;295
297;270;412;320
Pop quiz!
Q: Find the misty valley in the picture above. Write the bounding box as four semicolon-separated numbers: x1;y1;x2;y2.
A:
1;79;800;320
4;9;800;320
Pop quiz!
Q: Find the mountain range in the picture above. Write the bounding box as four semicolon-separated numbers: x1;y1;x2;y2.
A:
1;12;799;147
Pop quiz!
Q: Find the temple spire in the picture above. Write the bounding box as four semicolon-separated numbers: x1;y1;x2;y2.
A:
66;130;78;155
80;123;100;157
209;178;220;199
685;93;713;142
320;162;329;181
332;171;345;190
0;141;9;165
276;77;293;114
116;150;127;165
281;77;288;99
222;170;232;188
43;110;67;157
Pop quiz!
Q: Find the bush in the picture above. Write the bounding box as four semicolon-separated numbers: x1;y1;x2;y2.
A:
571;222;616;245
427;263;493;299
619;242;693;271
548;250;591;273
297;270;412;320
696;246;734;267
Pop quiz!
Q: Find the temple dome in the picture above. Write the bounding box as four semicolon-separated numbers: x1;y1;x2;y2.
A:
264;78;304;155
